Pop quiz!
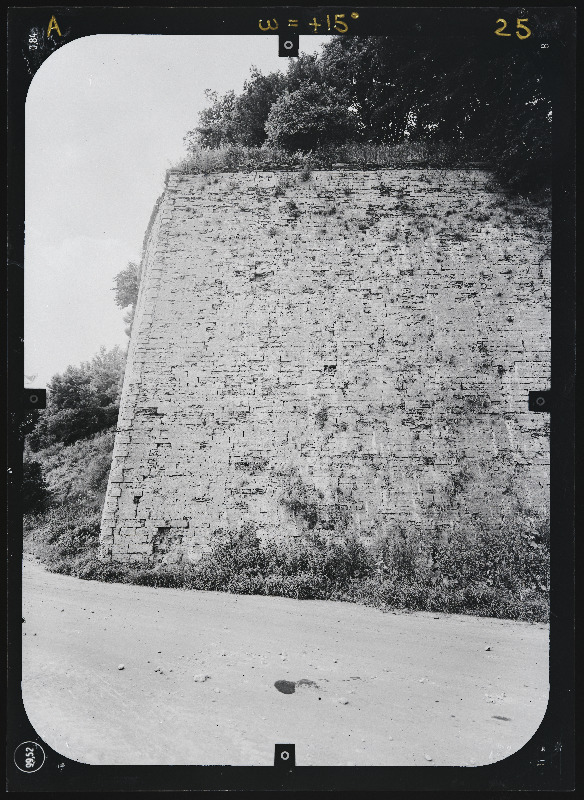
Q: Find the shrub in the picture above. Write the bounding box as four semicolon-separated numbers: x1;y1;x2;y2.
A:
22;459;50;514
27;427;115;506
269;531;372;588
372;526;429;583
227;574;266;596
264;572;330;599
206;524;269;574
433;523;550;595
285;199;301;219
75;556;133;583
27;500;101;566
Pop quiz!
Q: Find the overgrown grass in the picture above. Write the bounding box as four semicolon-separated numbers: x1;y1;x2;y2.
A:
23;428;113;570
173;140;485;176
24;499;102;571
28;520;549;623
25;428;115;506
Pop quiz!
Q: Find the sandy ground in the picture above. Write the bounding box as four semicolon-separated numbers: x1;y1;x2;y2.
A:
21;559;549;766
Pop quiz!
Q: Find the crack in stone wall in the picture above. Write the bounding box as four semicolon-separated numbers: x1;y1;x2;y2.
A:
99;169;550;564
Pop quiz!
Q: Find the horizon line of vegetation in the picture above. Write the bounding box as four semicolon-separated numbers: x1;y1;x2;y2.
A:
174;37;551;196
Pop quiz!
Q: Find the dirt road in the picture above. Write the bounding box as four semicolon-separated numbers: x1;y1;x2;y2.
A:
21;559;548;766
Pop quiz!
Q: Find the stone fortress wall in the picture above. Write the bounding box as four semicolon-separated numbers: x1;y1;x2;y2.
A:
99;169;550;564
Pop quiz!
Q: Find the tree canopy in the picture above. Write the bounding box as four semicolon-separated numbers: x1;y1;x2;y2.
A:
265;83;358;151
27;346;126;451
184;36;552;194
113;261;141;336
113;261;140;309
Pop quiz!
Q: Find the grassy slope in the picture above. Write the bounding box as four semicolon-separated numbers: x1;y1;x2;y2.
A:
23;429;114;568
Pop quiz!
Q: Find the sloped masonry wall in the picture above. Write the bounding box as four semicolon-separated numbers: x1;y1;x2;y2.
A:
100;169;550;564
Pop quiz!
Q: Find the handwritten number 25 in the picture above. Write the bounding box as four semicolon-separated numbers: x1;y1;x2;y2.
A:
495;18;531;39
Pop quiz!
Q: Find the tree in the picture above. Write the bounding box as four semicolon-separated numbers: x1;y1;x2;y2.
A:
113;261;141;336
284;53;327;92
27;347;126;451
85;346;126;407
315;36;551;191
185;72;287;151
184;57;342;153
48;365;93;410
265;83;358;151
231;68;287;146
113;261;140;309
185;89;238;150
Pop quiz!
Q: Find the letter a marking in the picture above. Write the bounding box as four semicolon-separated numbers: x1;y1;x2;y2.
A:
47;16;62;38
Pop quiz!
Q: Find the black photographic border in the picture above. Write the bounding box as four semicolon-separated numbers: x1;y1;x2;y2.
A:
6;4;576;792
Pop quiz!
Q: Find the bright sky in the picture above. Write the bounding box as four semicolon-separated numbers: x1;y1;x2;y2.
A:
25;35;325;387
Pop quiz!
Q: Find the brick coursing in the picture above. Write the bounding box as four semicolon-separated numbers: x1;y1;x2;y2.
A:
100;169;550;564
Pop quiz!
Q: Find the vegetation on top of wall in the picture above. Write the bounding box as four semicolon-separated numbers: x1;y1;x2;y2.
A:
142;191;165;258
181;35;553;196
173;141;483;177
